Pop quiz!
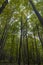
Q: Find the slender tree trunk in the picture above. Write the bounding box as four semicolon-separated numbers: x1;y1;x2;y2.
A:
0;0;8;14
33;31;41;65
36;24;43;48
26;19;29;65
18;17;23;65
29;0;43;26
9;35;14;63
22;36;25;65
16;41;19;64
31;38;35;65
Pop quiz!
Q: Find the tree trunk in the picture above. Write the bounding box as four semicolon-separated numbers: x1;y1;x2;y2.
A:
29;0;43;26
18;17;23;65
33;31;41;65
31;38;35;65
26;19;29;65
36;24;43;48
0;0;8;14
9;35;14;63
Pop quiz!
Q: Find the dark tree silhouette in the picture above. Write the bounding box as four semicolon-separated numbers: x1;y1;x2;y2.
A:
29;0;43;26
0;0;8;14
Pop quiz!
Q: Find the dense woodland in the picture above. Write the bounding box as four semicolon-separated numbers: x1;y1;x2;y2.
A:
0;0;43;65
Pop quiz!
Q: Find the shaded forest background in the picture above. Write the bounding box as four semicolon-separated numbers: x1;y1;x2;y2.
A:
0;0;43;65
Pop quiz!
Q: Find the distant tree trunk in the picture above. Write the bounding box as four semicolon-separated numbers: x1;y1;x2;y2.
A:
18;17;23;65
36;24;43;48
33;31;41;65
22;36;25;65
26;19;29;65
9;35;14;63
31;38;35;65
16;41;19;64
29;0;43;26
0;0;8;14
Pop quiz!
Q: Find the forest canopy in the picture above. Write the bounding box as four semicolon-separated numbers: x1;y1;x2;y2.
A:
0;0;43;65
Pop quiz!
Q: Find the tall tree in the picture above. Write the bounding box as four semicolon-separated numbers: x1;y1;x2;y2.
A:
25;19;29;65
18;17;23;65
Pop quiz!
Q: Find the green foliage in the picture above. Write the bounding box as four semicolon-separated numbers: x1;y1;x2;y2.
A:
0;0;43;64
